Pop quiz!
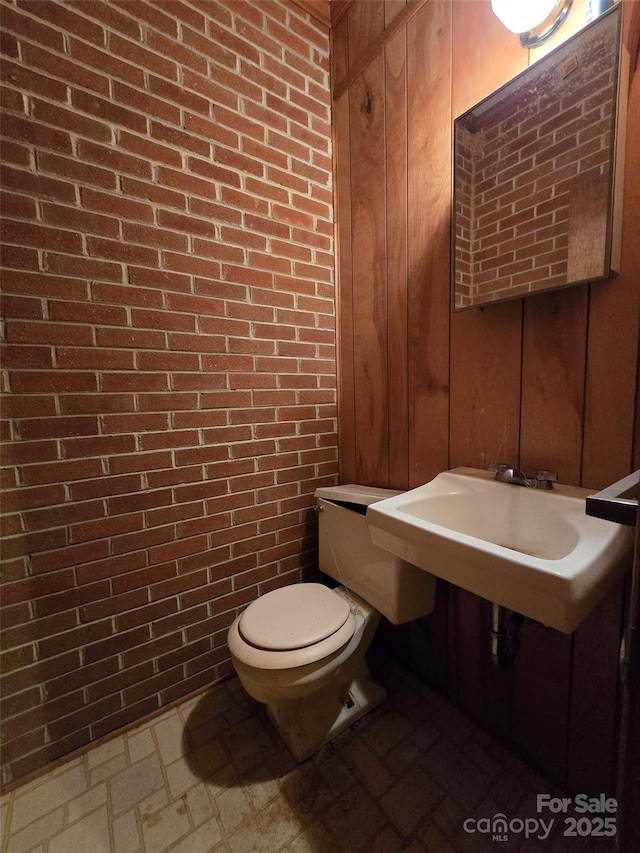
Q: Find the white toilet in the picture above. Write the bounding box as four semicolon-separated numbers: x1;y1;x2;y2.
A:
227;484;437;761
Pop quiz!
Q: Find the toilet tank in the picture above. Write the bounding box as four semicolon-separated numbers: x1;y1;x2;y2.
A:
315;484;437;625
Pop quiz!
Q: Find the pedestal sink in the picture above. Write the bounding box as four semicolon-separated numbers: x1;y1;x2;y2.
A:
366;467;634;633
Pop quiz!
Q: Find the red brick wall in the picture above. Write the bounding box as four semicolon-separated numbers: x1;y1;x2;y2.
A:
453;125;473;306
0;0;334;786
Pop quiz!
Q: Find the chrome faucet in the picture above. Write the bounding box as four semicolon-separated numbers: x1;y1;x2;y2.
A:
489;465;557;489
490;464;530;487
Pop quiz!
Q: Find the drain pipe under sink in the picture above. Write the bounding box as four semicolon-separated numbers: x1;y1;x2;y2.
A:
489;603;525;667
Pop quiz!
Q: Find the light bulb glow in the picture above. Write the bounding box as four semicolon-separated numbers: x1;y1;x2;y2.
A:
490;0;559;34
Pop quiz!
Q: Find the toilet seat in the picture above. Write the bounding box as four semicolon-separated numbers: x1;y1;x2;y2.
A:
239;583;351;650
229;584;357;670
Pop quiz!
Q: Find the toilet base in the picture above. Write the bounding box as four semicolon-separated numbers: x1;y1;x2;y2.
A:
265;664;386;762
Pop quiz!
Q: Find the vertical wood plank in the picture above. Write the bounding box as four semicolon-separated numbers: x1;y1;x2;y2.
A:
635;360;640;472
349;59;389;485
334;92;357;483
583;8;640;490
633;7;640;472
450;305;522;469
512;622;573;784
573;9;640;799
330;0;353;28
418;582;450;695
451;0;525;119
567;580;626;794
406;0;451;487
447;589;512;740
446;0;527;756
347;0;385;71
449;0;526;473
385;29;409;488
520;287;588;486
331;11;349;90
385;0;406;28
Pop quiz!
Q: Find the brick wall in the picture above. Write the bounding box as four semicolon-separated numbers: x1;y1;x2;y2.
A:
453;125;474;306
454;13;616;308
0;0;335;786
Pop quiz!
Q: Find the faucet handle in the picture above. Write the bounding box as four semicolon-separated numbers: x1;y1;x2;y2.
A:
535;470;557;488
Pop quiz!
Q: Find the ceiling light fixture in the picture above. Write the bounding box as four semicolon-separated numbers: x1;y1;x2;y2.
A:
490;0;574;48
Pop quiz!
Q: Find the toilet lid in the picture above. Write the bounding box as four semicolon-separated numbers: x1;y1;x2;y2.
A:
238;583;351;651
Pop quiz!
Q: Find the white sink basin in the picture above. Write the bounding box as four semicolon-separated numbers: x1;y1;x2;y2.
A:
366;467;634;633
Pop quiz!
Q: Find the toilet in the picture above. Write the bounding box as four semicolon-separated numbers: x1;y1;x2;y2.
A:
227;484;437;762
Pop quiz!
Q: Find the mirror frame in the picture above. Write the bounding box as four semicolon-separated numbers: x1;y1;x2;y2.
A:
451;4;626;312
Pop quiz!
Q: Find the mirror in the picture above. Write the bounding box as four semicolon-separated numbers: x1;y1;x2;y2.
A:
452;5;625;311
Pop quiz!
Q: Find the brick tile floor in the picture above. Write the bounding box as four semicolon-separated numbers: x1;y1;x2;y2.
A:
0;654;616;852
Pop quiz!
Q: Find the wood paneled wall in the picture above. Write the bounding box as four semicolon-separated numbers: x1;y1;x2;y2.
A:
332;0;640;793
